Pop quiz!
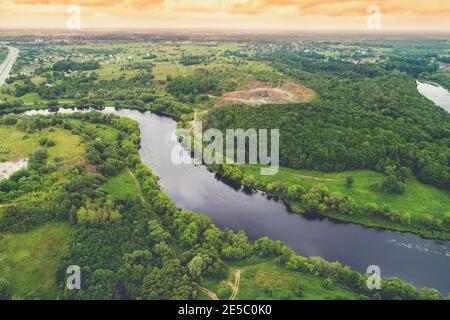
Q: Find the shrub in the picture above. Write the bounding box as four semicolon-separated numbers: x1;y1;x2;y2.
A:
323;278;334;290
373;175;406;194
421;214;442;230
364;202;380;216
444;213;450;227
216;281;232;300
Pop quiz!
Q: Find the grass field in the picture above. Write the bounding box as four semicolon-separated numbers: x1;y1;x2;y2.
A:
240;165;450;238
0;125;84;162
106;169;139;201
201;257;360;300
0;223;74;299
67;119;121;141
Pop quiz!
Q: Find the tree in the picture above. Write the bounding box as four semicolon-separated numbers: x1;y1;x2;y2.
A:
216;281;232;299
77;198;121;224
382;278;418;300
142;260;194;300
148;220;170;243
86;269;119;300
187;255;204;278
253;237;284;257
374;176;406;194
204;226;224;250
180;222;200;246
31;148;49;162
418;288;442;300
286;184;305;201
0;278;12;300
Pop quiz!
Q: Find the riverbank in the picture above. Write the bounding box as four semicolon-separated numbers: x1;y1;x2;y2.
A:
214;164;450;241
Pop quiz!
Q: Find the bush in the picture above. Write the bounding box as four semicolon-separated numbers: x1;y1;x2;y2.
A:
216;281;232;300
323;278;334;290
364;202;380;215
421;214;442;230
373;175;406;194
444;213;450;227
31;148;49;162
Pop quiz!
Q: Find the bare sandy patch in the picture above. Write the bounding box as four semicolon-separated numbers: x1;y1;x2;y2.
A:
215;80;313;107
0;158;28;180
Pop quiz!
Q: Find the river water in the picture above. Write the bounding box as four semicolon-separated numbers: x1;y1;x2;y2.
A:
417;81;450;113
24;81;450;294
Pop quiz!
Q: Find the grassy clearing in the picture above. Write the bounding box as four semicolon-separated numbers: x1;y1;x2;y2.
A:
201;257;359;300
67;119;121;141
0;125;84;162
106;169;139;201
0;223;74;299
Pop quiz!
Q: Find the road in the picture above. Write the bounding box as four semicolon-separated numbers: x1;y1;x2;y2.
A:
0;46;19;86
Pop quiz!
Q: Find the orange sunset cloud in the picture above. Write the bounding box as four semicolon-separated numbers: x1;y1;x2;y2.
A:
0;0;449;31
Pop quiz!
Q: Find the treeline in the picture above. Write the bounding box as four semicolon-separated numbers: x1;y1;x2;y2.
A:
167;69;236;103
52;59;101;72
180;55;207;66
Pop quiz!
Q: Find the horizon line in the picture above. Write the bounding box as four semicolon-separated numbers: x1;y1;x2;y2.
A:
1;27;450;35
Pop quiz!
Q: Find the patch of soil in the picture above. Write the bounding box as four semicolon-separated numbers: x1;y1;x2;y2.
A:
0;158;28;180
215;80;313;107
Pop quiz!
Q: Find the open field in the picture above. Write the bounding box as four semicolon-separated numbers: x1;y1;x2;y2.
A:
67;118;121;141
0;125;84;162
106;169;139;201
0;223;74;299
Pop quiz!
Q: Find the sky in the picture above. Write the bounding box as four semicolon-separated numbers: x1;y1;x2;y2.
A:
0;0;449;32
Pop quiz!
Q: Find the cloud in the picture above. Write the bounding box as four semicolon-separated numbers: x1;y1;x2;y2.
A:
2;0;450;30
226;0;450;16
8;0;450;16
12;0;164;8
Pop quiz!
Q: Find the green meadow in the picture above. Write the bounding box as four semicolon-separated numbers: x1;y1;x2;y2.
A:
0;223;74;299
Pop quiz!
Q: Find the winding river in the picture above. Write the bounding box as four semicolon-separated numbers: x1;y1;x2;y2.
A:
25;82;450;295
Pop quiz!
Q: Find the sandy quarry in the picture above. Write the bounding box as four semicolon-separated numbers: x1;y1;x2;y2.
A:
0;158;28;180
215;80;313;107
